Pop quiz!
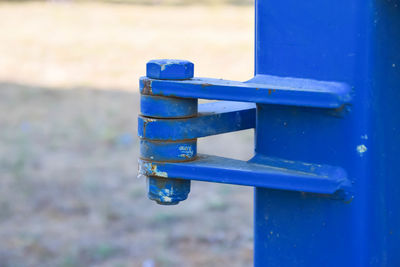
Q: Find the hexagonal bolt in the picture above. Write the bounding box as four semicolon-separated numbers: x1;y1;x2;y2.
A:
147;177;191;205
146;59;194;80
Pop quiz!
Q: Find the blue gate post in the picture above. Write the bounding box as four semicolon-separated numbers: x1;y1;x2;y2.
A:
138;1;400;266
254;1;400;266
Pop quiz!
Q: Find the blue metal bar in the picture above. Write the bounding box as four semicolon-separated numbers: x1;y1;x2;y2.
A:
138;101;256;141
140;74;351;108
139;154;350;195
141;95;198;118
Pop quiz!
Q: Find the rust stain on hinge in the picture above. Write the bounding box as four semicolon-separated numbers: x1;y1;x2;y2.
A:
139;161;169;178
142;79;153;95
141;117;156;137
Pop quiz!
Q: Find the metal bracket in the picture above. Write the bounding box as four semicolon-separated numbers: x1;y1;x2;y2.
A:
138;60;352;205
140;74;352;108
139;154;351;196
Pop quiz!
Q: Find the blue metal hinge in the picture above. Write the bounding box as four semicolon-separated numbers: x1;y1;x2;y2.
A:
138;59;353;205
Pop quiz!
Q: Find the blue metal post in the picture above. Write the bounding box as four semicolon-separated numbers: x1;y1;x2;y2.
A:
254;1;399;266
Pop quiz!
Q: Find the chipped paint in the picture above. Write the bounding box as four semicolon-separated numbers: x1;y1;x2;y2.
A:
160;195;172;202
356;144;368;156
141;117;156;137
146;175;191;205
141;79;153;95
140;161;168;178
162;188;171;194
158;188;174;203
160;60;180;71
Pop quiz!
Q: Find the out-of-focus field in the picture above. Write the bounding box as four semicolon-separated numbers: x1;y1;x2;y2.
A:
0;2;254;266
0;1;253;89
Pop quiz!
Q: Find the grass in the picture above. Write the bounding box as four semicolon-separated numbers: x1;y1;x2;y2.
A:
0;1;253;90
0;2;254;266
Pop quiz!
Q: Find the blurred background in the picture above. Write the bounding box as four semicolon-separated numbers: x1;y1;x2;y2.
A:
0;0;255;266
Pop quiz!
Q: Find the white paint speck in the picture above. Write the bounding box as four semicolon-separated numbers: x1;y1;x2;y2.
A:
163;189;170;194
392;63;396;68
356;144;368;156
361;134;368;140
161;196;172;202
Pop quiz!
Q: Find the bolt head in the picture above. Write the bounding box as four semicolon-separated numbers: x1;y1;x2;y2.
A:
146;59;194;80
147;177;191;205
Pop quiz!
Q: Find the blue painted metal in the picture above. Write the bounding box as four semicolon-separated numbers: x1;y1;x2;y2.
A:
140;95;197;118
252;0;400;266
147;177;190;205
140;139;196;162
138;101;255;140
140;74;351;108
139;154;350;196
146;59;194;80
138;0;400;265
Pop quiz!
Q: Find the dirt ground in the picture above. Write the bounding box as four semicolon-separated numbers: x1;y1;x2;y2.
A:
0;2;255;266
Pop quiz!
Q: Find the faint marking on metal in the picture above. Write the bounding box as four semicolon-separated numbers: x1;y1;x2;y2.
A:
178;145;194;159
